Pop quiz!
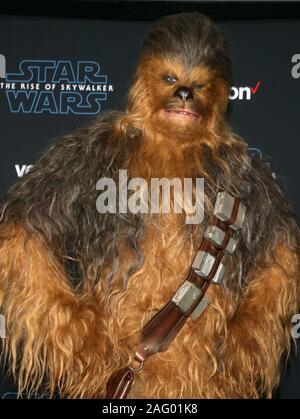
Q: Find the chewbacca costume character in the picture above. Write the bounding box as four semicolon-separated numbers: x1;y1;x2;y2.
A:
0;13;299;399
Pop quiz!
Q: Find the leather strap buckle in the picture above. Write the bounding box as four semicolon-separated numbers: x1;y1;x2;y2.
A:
130;358;144;373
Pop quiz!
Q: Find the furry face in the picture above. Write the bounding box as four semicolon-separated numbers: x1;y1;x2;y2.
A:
127;14;231;141
0;12;299;399
140;56;229;138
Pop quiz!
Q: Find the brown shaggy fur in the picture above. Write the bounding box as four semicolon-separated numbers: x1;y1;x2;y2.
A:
0;13;299;398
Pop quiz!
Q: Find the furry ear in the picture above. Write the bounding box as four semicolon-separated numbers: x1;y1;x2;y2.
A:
126;56;154;123
213;78;230;114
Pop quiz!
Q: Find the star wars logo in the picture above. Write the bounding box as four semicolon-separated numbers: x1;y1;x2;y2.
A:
0;55;113;115
291;54;300;79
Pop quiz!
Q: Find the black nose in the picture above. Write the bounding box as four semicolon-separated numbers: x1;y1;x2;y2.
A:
173;86;193;101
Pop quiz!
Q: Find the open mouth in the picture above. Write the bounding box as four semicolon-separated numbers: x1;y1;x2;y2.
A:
163;108;201;123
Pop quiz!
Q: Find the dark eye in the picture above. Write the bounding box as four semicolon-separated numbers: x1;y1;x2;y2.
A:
193;82;204;90
162;75;178;85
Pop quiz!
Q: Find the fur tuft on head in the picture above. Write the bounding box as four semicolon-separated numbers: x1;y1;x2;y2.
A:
142;13;232;83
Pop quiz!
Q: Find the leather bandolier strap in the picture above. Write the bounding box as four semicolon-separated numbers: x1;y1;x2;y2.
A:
105;191;246;399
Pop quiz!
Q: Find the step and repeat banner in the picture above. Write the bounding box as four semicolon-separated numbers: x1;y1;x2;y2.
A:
0;14;299;398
